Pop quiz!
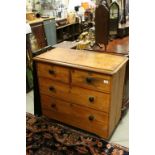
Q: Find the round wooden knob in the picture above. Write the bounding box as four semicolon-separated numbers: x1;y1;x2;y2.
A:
86;77;93;83
48;70;55;75
88;115;95;121
89;96;94;102
49;86;55;92
51;103;56;108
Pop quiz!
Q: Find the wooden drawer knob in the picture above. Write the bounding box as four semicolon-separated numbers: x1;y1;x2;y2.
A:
48;70;55;75
51;103;56;108
88;115;95;121
89;96;94;102
49;86;55;92
86;77;93;84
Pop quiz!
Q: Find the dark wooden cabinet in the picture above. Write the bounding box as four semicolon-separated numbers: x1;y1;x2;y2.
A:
30;22;47;49
95;4;109;49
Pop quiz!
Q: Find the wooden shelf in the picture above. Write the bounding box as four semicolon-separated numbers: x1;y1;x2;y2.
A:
56;22;78;29
57;39;63;43
73;33;80;36
56;22;81;43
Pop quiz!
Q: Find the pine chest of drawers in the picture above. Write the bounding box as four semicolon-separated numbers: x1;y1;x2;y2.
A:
33;48;128;139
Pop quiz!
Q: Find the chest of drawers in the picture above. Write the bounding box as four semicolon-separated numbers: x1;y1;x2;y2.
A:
33;48;128;139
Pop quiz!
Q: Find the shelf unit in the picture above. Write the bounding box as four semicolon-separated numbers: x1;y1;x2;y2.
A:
56;22;81;43
30;21;47;49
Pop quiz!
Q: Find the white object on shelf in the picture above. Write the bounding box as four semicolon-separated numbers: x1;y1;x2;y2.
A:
26;23;32;34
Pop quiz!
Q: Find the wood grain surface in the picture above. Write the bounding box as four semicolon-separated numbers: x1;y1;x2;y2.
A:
28;17;54;25
91;36;129;55
71;68;111;93
41;96;109;138
37;62;70;83
39;77;110;113
33;48;128;74
34;47;128;139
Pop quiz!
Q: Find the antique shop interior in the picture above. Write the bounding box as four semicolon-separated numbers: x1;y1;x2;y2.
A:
26;0;129;154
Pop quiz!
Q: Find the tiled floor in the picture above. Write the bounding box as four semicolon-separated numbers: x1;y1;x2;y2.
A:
26;90;129;147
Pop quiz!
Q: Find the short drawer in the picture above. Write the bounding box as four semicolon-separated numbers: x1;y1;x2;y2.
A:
69;86;110;113
37;62;69;83
71;69;111;92
41;95;109;138
38;77;70;101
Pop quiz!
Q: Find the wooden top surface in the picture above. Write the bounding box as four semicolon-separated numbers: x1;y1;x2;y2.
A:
27;17;55;25
52;41;78;49
53;36;129;56
90;36;129;56
34;48;128;75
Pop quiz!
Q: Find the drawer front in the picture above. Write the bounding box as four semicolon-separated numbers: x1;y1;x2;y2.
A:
37;62;69;83
69;86;110;113
38;77;70;101
71;69;111;92
41;95;109;138
39;77;110;112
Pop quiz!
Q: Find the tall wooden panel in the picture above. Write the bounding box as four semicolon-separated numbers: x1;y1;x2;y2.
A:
95;4;109;47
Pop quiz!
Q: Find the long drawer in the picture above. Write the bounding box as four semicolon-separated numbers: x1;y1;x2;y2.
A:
37;62;69;83
71;69;111;93
39;77;111;112
41;95;109;138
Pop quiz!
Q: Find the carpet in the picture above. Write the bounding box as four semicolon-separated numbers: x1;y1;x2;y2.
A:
26;112;129;155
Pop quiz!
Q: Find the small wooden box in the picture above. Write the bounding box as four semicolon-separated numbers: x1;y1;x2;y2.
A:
26;12;35;21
